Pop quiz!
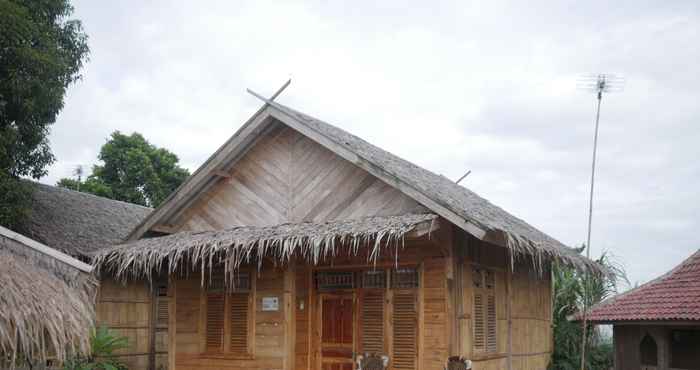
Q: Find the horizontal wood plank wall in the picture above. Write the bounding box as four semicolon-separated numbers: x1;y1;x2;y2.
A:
96;279;152;370
174;265;287;370
172;123;427;231
458;235;553;370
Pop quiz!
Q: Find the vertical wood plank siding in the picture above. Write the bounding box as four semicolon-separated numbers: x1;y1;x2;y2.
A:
173;124;427;231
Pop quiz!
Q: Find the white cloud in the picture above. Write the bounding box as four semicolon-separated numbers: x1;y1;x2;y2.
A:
45;0;700;287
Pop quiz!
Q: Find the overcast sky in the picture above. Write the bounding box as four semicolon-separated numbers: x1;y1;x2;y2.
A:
45;0;699;288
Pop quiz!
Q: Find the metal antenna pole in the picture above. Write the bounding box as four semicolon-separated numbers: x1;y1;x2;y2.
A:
575;73;623;370
579;86;603;370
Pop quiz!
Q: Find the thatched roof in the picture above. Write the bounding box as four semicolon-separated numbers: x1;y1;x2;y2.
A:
94;214;438;284
22;181;152;258
125;95;602;275
263;100;598;272
0;230;96;366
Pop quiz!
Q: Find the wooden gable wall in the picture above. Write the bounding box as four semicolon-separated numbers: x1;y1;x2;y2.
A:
172;121;427;232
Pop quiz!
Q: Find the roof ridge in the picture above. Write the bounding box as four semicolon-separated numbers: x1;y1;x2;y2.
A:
29;180;153;210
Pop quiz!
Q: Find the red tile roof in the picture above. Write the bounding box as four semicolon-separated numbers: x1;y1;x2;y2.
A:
585;249;700;323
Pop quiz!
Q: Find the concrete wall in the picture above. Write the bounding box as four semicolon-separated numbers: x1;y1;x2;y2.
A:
614;324;700;370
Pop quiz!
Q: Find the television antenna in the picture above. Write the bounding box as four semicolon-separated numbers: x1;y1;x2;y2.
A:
73;165;84;191
576;73;624;370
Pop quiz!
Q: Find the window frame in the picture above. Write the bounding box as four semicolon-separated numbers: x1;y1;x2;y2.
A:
472;265;497;355
201;269;256;359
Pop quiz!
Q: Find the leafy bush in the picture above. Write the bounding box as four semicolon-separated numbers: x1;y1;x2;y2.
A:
548;251;626;370
63;326;129;370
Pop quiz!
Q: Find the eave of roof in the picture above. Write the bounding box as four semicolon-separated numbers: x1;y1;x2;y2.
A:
0;225;92;273
96;213;439;283
582;249;700;323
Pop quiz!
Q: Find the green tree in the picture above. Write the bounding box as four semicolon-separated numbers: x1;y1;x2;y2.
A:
549;250;627;370
0;0;89;229
58;131;190;207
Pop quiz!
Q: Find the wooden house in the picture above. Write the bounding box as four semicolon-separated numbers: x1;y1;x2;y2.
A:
584;249;700;370
91;92;603;370
0;225;95;367
13;182;157;369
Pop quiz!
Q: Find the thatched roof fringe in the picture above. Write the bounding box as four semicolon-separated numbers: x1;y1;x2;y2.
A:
94;214;605;286
503;230;607;277
94;214;436;287
0;251;96;367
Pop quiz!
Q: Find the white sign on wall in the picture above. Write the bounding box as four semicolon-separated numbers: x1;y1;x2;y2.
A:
262;296;279;311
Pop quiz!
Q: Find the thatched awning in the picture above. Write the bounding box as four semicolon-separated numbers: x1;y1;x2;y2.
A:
0;249;95;366
94;214;439;283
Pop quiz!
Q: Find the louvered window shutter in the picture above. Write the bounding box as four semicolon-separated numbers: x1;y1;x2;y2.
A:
361;290;385;353
473;292;485;352
205;293;225;352
229;293;249;354
473;267;497;354
486;294;497;352
392;291;418;370
156;285;169;328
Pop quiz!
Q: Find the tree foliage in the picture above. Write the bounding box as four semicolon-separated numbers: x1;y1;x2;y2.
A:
549;250;627;370
58;131;190;207
0;0;89;229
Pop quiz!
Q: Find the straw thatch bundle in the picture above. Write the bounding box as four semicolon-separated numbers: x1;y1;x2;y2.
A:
94;214;438;285
22;181;151;258
0;249;96;366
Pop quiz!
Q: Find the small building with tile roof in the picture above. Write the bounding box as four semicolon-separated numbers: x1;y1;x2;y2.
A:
585;249;700;370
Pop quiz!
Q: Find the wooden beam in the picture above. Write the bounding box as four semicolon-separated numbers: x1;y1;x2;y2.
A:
283;260;296;370
0;225;93;273
405;218;441;239
128;110;274;240
129;81;291;241
150;224;178;234
212;170;231;179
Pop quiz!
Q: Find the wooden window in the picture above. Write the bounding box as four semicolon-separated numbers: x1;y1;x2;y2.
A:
316;271;355;291
156;284;169;328
360;290;385;354
473;267;497;354
361;270;386;289
229;293;249;354
205;292;225;352
392;291;418;370
204;271;253;356
392;268;419;289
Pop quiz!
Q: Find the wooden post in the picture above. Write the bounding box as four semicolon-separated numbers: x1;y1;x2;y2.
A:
506;252;513;370
168;276;177;370
148;283;157;370
283;261;296;370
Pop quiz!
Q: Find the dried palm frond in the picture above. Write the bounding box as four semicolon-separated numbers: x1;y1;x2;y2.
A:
94;214;438;286
0;250;96;367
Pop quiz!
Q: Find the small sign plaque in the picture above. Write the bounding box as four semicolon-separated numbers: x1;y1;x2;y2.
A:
262;296;279;311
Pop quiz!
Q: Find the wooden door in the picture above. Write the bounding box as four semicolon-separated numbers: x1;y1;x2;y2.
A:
320;294;355;370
